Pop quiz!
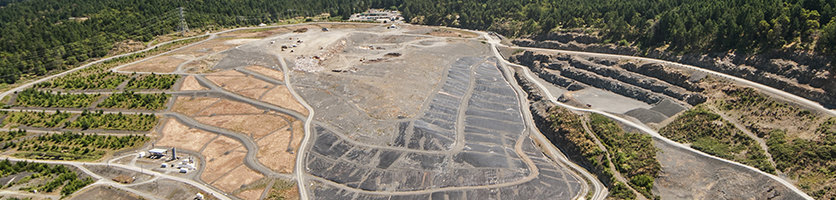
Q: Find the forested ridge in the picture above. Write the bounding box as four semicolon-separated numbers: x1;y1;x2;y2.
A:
2;0;835;84
0;0;399;84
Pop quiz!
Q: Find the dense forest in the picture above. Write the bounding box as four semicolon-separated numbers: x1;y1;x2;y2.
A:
0;0;399;84
2;0;835;84
401;0;836;53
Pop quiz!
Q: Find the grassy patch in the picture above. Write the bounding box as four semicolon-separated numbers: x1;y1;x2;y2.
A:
660;106;774;173
265;179;298;200
125;74;179;90
14;89;99;108
767;118;836;199
97;91;170;110
588;113;660;198
66;111;157;131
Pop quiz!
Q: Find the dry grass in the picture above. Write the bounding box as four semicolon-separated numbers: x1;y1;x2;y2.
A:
172;96;220;116
212;165;264;193
206;70;274;99
121;56;186;73
260;86;309;116
201;136;245;182
246;65;285;81
237;188;264;200
156;118;217;152
194;99;264;116
257;120;303;173
194;112;290;139
219;27;293;38
182;53;226;73
426;28;480;38
180;75;207;91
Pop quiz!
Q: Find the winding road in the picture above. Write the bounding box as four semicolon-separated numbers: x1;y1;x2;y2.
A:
485;33;815;199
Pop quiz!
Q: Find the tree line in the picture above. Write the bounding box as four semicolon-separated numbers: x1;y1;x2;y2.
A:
0;0;398;84
2;0;834;83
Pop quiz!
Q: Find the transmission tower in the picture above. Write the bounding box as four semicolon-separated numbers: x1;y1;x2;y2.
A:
178;7;189;35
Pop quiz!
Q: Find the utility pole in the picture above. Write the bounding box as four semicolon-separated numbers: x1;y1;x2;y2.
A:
179;7;189;36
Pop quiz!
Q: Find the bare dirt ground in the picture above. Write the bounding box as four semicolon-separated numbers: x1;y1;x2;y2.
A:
651;137;804;199
179;75;208;91
219;27;294;38
200;136;245;182
155;118;218;152
70;185;143;200
194;112;289;139
700;78;829;140
211;165;264;193
256;120;303;173
260;86;308;116
121;37;248;73
206;70;274;98
246;65;285;81
181;53;227;73
120;56;188;73
193;99;264;116
128;178;218;200
238;188;264;200
172;96;220;116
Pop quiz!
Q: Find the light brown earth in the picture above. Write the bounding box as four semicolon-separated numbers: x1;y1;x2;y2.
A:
219;27;294;38
122;37;246;73
701;79;828;140
128;178;219;200
212;165;264;193
194;99;264;116
201;136;245;182
182;53;226;73
120;56;187;73
257;120;303;173
70;185;143;200
156;118;218;152
194;112;290;138
238;188;264;200
172;96;220;116
246;65;285;81
205;69;245;77
206;70;274;99
260;86;309;116
180;75;208;91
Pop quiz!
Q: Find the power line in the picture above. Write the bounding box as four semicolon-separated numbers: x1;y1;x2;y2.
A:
178;7;189;36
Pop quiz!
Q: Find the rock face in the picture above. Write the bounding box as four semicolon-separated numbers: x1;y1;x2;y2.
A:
512;51;706;106
513;37;835;108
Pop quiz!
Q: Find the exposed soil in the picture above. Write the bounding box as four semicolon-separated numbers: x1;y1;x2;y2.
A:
246;65;285;81
128;178;217;200
172;96;220;116
120;56;187;73
156;118;218;152
194;112;289;138
193;99;264;116
179;75;208;91
206;70;274;98
212;165;264;193
200;137;245;182
70;185;143;200
256;120;303;173
237;188;264;200
260;86;308;115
